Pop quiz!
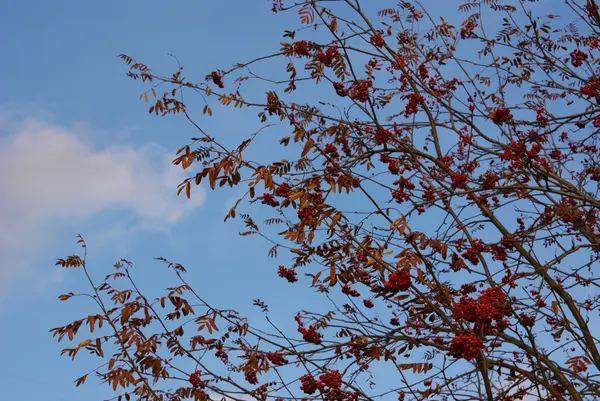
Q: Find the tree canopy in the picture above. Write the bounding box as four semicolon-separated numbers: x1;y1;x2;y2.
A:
53;1;600;401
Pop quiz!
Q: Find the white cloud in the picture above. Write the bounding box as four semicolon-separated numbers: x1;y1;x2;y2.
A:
0;113;204;301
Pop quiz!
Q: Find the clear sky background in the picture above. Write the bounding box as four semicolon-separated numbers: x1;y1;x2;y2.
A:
0;1;578;400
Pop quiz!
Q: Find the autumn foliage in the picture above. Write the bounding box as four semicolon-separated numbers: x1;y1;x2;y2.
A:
53;1;600;401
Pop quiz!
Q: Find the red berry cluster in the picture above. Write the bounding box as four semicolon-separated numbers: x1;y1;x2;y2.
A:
443;77;462;92
295;314;322;344
316;45;339;67
449;332;484;360
300;373;319;394
490;243;508;261
244;369;258;385
460;238;485;265
278;265;298;283
274;182;291;197
189;370;203;388
345;392;360;401
390;179;412;204
341;284;360;297
339;137;351;156
536;108;549;127
581;79;600;98
432;336;445;345
388;160;399;174
403;93;425;116
299;371;345;398
490;107;512;125
337;173;360;189
458;160;478;175
298;208;318;228
586;0;599;16
460;251;478;268
591;167;600;181
319;370;343;396
210;71;224;88
363;299;374;308
309;189;324;205
370;33;385;48
320;369;342;387
519;313;536;327
374;127;392;145
348;79;373;102
451;173;468;189
215;348;228;364
501;269;527;288
266;352;288;366
453;287;512;331
460;284;477;295
570;49;589;67
417;63;429;80
422;184;436;201
499;140;528;169
299;326;322;344
293;40;311;57
390;57;406;70
482;171;499;189
391;186;412;204
260;193;279;207
324;143;339;159
333;82;348;97
553;383;566;395
384;269;412;294
586;35;600;50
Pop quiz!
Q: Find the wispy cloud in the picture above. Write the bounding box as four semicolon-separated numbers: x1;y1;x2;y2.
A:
0;112;204;302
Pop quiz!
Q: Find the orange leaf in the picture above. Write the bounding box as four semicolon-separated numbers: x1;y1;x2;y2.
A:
329;265;337;287
302;138;315;157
